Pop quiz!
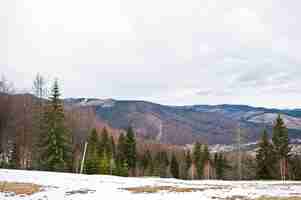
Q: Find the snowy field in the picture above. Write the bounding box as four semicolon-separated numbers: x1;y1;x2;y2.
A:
0;169;301;200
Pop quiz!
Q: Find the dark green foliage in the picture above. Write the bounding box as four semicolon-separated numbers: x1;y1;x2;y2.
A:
193;142;203;179
140;150;152;176
289;155;301;180
214;153;228;180
202;144;210;162
184;150;192;179
85;128;99;174
125;127;137;171
110;135;116;158
99;151;110;174
256;130;274;180
272;115;291;179
170;154;179;178
115;133;129;176
114;159;128;177
40;80;72;172
272;115;290;158
98;127;110;156
116;133;126;166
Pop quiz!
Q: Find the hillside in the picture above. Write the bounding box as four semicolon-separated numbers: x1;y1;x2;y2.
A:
65;98;301;145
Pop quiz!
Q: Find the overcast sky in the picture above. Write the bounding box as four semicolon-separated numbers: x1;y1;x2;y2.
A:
1;0;301;108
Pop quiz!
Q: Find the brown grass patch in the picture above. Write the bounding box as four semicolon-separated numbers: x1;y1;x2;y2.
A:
122;185;204;193
0;182;41;195
256;197;301;200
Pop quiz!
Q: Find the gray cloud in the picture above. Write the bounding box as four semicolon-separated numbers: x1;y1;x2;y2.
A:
1;0;301;108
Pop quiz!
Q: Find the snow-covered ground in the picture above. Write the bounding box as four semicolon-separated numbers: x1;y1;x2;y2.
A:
0;169;301;200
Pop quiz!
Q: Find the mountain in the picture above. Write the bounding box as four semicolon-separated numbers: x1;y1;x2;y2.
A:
65;98;301;145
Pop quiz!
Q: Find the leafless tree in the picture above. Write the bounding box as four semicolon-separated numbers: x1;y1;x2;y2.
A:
233;123;247;180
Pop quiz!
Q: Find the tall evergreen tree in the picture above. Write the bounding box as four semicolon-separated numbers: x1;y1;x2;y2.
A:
170;153;179;178
85;128;99;174
41;80;71;171
99;151;110;174
116;133;127;176
184;150;192;179
125;127;137;175
109;135;116;158
214;153;228;180
141;150;152;176
99;127;110;156
202;144;211;179
256;129;274;180
193;142;203;179
272;115;291;180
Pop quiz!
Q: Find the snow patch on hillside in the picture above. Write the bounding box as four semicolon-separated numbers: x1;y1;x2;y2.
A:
0;170;301;200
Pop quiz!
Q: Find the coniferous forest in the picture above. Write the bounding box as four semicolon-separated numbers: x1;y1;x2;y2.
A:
0;74;301;180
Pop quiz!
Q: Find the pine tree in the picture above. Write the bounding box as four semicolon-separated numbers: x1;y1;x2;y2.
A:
109;135;116;158
184;150;192;179
99;151;110;174
193;142;203;179
41;80;71;171
120;160;129;177
125;127;137;175
85;128;99;174
99;127;110;156
272;115;291;180
202;144;211;179
141;150;152;176
116;133;127;176
214;153;228;180
256;129;274;180
170;154;179;178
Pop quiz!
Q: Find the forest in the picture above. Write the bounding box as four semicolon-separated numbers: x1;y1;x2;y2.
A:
0;74;301;181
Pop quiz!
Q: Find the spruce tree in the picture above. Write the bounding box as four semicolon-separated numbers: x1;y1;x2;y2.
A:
141;150;152;176
85;128;99;174
193;142;203;179
41;80;71;171
109;135;116;158
202;144;211;179
116;133;127;176
256;129;274;180
184;150;192;179
170;153;179;178
214;152;230;180
99;127;110;156
125;127;137;175
272;115;291;180
99;151;110;174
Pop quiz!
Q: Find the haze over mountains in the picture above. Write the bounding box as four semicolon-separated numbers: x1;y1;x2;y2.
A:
65;98;301;145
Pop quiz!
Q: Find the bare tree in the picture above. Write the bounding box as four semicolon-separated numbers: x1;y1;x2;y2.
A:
31;73;48;169
0;75;14;159
233;123;247;180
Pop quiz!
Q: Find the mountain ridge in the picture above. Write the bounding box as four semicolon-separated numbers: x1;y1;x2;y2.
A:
65;98;301;145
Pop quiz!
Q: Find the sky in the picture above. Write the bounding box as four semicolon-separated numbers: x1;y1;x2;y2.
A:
1;0;301;108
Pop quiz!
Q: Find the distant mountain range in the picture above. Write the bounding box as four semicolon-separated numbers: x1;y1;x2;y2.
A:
65;98;301;145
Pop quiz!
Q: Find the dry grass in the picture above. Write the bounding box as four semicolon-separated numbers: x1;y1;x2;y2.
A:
256;197;301;200
122;185;204;193
0;182;41;195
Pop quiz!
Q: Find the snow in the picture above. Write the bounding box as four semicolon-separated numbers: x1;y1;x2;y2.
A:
0;169;301;200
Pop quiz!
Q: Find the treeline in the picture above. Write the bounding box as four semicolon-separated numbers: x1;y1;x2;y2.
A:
0;74;301;180
256;115;301;180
